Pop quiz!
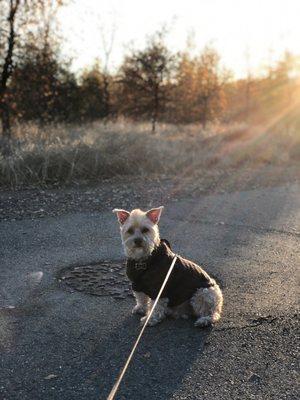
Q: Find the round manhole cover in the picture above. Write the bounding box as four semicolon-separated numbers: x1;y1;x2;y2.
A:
59;260;132;299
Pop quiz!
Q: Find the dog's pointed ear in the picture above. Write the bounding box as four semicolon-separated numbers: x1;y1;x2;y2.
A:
113;209;130;225
146;206;164;224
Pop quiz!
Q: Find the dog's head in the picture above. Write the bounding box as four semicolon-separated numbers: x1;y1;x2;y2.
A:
113;207;163;260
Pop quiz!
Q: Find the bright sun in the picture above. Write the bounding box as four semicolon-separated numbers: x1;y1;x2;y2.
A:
58;0;300;78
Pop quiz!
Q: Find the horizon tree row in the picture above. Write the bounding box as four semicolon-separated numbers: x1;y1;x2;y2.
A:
1;1;299;137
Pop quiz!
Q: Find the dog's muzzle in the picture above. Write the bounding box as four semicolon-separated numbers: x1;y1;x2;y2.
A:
133;238;143;247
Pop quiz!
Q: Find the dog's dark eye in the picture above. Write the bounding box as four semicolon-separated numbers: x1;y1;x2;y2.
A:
127;227;134;235
142;227;149;234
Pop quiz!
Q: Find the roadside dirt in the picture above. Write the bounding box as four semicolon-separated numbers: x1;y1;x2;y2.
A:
0;164;299;221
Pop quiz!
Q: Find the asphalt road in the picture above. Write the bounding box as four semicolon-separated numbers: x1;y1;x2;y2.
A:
0;183;299;400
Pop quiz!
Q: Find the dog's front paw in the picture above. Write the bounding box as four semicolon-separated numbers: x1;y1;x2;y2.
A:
194;316;213;328
140;315;162;327
132;305;146;315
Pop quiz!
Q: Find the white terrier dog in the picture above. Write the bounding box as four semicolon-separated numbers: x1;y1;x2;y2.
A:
113;206;223;327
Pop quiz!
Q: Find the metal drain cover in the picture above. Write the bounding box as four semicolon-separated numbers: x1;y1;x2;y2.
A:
59;261;132;299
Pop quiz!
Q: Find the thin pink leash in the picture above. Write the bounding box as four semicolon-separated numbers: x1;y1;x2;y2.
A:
107;255;178;400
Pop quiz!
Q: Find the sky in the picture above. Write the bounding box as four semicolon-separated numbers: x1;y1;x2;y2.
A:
58;0;300;78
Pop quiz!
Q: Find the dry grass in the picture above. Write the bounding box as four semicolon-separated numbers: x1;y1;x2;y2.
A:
0;119;299;188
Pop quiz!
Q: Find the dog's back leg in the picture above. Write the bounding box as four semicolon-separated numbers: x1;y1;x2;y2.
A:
190;284;223;327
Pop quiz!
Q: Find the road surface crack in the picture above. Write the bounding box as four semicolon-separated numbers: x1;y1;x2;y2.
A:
184;217;300;238
215;313;298;332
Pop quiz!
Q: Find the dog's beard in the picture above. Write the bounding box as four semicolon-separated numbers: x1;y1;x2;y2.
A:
127;246;147;260
123;235;159;260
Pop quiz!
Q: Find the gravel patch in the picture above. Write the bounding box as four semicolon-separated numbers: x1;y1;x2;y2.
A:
0;165;299;221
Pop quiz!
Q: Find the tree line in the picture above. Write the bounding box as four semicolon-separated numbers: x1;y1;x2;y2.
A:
1;0;299;139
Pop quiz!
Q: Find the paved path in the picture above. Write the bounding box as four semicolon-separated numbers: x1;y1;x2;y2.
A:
0;183;299;399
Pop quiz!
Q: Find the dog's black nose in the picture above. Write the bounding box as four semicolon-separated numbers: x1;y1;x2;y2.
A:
134;238;143;246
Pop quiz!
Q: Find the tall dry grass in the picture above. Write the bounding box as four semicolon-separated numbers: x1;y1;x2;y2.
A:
0;119;299;188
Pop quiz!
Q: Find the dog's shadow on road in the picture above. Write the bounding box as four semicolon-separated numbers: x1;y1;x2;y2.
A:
95;311;212;400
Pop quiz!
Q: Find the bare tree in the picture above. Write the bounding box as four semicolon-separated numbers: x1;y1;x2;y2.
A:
244;46;253;121
173;46;229;127
99;21;116;119
194;46;229;128
0;0;21;139
119;31;176;132
0;0;65;142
